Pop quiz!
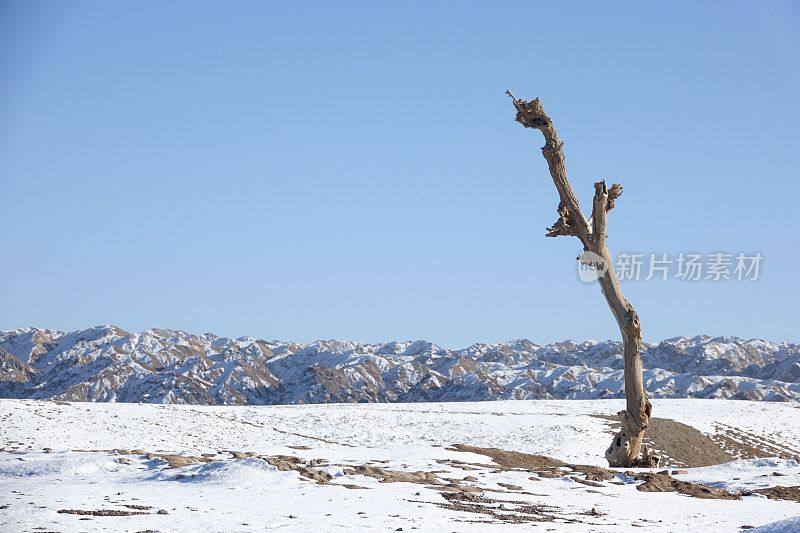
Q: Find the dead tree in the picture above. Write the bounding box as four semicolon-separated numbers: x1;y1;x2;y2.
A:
507;93;658;468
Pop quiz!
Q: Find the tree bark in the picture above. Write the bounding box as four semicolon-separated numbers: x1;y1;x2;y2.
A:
507;93;658;468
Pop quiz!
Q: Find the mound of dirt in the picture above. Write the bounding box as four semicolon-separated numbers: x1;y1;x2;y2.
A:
597;416;735;467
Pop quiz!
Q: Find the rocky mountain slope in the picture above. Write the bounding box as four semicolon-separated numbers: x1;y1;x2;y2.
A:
1;326;798;404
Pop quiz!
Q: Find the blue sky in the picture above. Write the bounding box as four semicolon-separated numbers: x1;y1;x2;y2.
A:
1;1;798;346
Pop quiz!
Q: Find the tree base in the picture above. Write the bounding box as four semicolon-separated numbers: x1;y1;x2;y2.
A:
605;410;660;468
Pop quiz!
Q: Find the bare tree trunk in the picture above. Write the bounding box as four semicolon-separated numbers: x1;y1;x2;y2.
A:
507;93;658;468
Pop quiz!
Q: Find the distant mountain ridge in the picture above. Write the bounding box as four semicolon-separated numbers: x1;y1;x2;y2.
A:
1;326;798;404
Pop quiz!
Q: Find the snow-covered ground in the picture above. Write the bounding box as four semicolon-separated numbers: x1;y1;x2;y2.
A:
1;399;799;531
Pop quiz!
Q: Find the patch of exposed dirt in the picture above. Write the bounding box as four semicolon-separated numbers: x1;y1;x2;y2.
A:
711;423;800;462
347;464;440;485
343;464;483;495
448;443;565;472
749;485;800;503
448;443;616;483
144;453;212;469
435;458;498;471
633;472;739;499
110;443;799;513
448;443;792;502
570;476;604;488
424;491;563;524
497;482;523;491
339;483;370;490
264;455;333;483
118;448;478;492
57;509;150;516
596;416;735;467
573;465;616;481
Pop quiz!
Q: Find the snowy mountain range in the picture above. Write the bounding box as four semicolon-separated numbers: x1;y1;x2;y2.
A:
1;326;798;404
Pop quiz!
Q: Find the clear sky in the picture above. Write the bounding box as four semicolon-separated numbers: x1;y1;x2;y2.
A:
1;1;798;346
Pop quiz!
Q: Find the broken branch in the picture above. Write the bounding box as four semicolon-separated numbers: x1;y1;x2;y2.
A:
507;92;591;246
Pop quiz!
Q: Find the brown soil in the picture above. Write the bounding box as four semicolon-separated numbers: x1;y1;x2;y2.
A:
598;415;800;468
448;443;565;471
108;439;800;513
447;443;794;503
448;443;617;483
57;509;149;516
121;448;449;489
426;491;563;524
263;455;333;483
597;416;735;467
633;472;740;500
711;423;800;462
262;455;303;470
144;453;211;469
435;458;498;471
349;464;440;485
750;486;800;503
570;476;604;488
